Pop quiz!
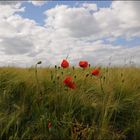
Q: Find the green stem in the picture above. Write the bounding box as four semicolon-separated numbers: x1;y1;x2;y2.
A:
35;64;42;96
99;77;105;95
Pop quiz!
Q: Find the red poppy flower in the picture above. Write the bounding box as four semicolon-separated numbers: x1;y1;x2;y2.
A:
61;59;69;68
63;76;76;89
67;82;76;89
63;76;72;84
48;122;52;129
91;69;100;76
79;61;88;68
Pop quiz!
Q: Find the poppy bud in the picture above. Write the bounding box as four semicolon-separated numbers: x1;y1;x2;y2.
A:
57;75;60;80
61;71;64;75
74;75;77;79
58;66;60;69
37;61;42;65
55;65;57;69
72;66;75;70
89;64;91;67
86;74;89;77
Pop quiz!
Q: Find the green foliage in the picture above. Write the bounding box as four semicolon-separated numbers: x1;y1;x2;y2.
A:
0;67;140;140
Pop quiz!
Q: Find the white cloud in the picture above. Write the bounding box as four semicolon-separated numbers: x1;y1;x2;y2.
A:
0;1;19;5
0;36;34;55
0;1;140;67
0;3;24;18
30;1;47;6
45;2;140;39
44;5;100;38
94;1;140;39
82;3;97;11
0;3;47;67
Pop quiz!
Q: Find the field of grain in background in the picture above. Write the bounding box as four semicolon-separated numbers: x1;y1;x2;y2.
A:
0;66;140;140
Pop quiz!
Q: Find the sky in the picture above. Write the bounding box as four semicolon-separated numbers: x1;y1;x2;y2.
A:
0;0;140;67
